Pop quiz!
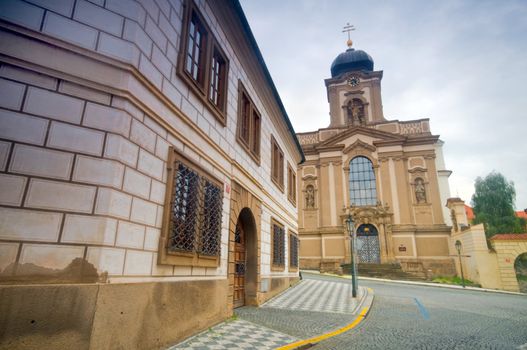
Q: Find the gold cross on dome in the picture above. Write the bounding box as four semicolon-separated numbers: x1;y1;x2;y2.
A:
342;23;355;40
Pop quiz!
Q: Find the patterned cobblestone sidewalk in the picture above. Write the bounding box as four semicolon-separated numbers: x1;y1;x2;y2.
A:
169;274;371;349
263;278;364;314
169;319;298;349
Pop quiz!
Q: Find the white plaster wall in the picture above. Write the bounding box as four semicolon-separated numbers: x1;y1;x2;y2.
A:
0;0;299;282
435;141;452;226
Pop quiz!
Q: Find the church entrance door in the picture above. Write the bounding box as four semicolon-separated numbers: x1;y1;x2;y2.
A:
356;224;380;263
233;219;246;308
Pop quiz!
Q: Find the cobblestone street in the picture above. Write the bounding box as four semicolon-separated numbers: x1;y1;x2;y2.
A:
311;274;527;349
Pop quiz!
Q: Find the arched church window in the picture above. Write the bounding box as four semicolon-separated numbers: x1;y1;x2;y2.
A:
347;99;365;126
349;156;377;206
305;185;315;209
414;177;426;203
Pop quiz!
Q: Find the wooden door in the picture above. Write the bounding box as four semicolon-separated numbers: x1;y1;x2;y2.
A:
233;221;246;308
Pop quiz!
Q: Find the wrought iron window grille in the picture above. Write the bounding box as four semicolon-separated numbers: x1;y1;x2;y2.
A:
168;160;223;258
289;234;299;268
272;223;285;267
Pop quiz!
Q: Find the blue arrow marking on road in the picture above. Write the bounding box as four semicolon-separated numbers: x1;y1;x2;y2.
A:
414;298;430;320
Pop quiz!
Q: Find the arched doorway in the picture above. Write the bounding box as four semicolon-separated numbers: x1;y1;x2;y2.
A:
514;253;527;293
233;208;258;308
356;224;380;263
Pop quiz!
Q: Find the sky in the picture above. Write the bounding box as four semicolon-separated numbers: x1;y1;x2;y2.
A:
239;0;527;210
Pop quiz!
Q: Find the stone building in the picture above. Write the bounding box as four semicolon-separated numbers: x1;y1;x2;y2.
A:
0;0;303;349
297;39;455;277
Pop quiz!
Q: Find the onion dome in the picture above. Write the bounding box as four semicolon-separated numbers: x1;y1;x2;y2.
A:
330;39;374;77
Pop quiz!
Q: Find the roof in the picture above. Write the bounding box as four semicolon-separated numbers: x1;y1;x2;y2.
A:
330;48;374;77
232;0;305;163
464;205;526;220
465;205;475;221
490;233;527;241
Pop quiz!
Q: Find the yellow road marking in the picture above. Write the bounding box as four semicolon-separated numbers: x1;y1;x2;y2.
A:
275;305;370;350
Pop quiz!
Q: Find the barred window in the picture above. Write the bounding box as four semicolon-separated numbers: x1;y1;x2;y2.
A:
159;147;224;267
349;156;377;206
272;220;285;269
289;233;299;269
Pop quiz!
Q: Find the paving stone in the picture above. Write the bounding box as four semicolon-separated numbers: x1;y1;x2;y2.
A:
170;319;297;350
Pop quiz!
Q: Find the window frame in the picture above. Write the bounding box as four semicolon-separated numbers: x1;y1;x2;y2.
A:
271;218;285;271
177;0;229;125
158;146;224;267
287;163;296;206
349;156;377;207
289;231;299;271
271;136;284;192
236;81;261;164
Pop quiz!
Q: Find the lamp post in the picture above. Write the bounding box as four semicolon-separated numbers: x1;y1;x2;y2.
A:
455;240;466;288
346;214;358;297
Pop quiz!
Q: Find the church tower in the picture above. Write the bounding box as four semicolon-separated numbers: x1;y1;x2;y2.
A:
326;38;385;128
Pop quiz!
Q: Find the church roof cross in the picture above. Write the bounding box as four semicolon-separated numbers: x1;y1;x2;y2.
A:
342;23;355;48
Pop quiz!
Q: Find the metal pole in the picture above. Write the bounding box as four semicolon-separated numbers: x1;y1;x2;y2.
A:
458;251;465;288
351;226;358;297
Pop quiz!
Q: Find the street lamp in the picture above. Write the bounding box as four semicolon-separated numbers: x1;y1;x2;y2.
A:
346;213;358;297
455;240;466;288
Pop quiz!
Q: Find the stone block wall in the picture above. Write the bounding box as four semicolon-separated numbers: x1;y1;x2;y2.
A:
0;1;301;347
0;0;300;284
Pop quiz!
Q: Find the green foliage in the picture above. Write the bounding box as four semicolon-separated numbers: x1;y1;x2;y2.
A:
471;171;526;237
432;276;480;287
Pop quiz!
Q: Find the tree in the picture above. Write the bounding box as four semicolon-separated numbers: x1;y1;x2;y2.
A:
471;171;526;237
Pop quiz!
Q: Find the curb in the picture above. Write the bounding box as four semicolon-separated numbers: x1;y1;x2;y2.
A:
275;287;375;350
303;271;525;296
358;276;525;296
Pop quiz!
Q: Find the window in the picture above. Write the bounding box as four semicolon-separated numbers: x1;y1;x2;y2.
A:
185;12;205;84
237;82;261;162
289;232;299;269
271;219;285;270
349;156;377;206
158;147;223;267
178;0;229;124
271;136;284;191
208;46;227;111
287;163;296;205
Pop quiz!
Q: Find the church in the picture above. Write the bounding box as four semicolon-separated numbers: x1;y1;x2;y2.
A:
297;35;456;278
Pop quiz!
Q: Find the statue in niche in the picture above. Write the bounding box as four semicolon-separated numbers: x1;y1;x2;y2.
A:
414;178;426;204
451;209;458;232
347;99;365;126
305;185;315;209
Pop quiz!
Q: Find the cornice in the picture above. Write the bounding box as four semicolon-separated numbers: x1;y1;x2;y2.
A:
324;70;384;86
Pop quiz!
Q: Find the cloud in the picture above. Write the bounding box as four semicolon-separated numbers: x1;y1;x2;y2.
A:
240;0;527;209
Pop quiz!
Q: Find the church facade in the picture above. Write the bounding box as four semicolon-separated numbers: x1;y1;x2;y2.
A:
297;40;456;277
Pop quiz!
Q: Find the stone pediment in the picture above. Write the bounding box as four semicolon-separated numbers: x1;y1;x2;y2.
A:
317;126;405;148
342;139;376;154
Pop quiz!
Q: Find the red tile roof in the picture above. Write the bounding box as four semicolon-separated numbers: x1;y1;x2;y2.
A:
490;233;527;241
464;205;475;221
463;206;527;220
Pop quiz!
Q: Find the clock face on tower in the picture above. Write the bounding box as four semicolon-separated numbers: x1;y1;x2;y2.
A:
347;76;360;87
